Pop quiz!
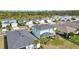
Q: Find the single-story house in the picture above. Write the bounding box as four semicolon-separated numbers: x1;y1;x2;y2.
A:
32;24;56;38
1;19;16;28
17;19;26;24
11;23;20;30
2;21;10;28
2;27;7;34
56;21;79;35
9;20;16;24
60;16;71;22
51;15;62;21
46;18;52;23
6;29;38;49
33;18;47;24
26;20;34;28
38;19;45;24
11;23;18;28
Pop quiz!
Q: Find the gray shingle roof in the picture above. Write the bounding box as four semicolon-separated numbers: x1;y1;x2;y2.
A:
33;24;55;30
57;21;79;33
7;29;37;49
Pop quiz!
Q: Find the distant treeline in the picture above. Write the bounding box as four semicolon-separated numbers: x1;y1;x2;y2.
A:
0;10;79;20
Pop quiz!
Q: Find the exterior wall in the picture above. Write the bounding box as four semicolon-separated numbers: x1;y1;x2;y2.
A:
26;21;33;27
40;28;54;35
47;20;52;23
11;23;17;28
39;20;45;24
2;23;10;27
32;27;40;38
26;21;33;25
32;27;56;38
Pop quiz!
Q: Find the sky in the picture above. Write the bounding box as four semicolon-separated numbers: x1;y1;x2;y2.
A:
0;0;79;11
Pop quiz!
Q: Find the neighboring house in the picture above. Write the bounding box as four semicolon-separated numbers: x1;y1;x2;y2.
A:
2;27;7;34
17;19;26;26
57;21;79;34
60;16;71;22
1;19;16;28
38;19;45;24
11;23;18;28
9;20;16;24
32;24;56;38
2;20;10;28
46;19;52;23
33;18;47;24
33;19;39;24
6;29;37;49
51;15;62;21
11;23;19;30
26;20;34;28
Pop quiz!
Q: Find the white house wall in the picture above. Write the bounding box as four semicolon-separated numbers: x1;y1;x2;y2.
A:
39;20;45;24
40;28;54;35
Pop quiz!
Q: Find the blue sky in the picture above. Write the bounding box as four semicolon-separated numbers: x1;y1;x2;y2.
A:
0;0;79;11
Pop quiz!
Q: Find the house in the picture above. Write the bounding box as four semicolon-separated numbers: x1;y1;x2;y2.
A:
17;19;26;25
9;20;16;24
38;19;45;24
2;20;10;28
51;15;62;21
56;21;79;35
6;29;37;49
33;19;40;24
11;23;17;28
60;15;71;22
32;24;56;38
1;19;16;28
2;27;7;34
11;23;19;30
32;18;48;24
45;18;52;23
26;20;34;28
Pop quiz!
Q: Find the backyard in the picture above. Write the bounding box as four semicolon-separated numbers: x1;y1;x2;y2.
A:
40;35;79;49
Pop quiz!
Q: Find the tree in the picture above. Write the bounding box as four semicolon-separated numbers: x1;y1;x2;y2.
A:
40;36;49;45
6;25;11;31
68;32;74;38
0;21;2;28
33;40;40;45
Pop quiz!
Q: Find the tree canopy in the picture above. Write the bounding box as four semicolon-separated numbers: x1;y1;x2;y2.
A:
0;10;79;20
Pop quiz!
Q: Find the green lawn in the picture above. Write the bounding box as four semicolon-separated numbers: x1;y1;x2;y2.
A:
41;35;79;49
69;35;79;45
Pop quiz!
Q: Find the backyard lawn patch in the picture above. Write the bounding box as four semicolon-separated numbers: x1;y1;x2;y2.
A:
41;35;79;49
69;35;79;45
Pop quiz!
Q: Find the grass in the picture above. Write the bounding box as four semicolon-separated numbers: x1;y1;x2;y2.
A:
41;35;79;49
48;39;64;46
0;35;4;49
69;35;79;45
